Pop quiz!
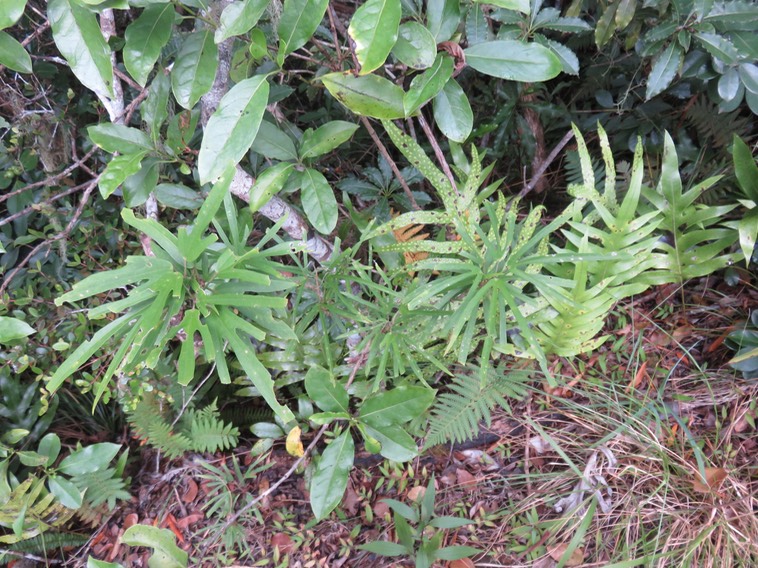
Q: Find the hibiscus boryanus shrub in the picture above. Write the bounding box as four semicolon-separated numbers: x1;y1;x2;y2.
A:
0;0;755;561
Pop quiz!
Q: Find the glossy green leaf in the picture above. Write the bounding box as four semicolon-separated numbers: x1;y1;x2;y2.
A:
38;434;61;467
479;0;529;14
98;151;147;198
392;21;436;69
733;135;758;200
359;541;408;556
534;35;579;76
464;40;562;82
404;54;454;116
171;30;218;109
737;211;758;267
304;365;349;413
300;121;359;159
215;0;269;43
17;451;48;467
310;430;354;520
2;428;28;445
301;167;337;234
695;32;739;64
435;545;480;560
123;3;174;87
645;42;682;99
0;31;31;73
88;123;154;154
122;158;159;208
249;162;294;212
433;78;473;143
466;4;491;46
198;75;269;184
277;0;329;65
739;63;758;94
718;67;740;101
430;517;473;529
155;183;204;209
615;0;636;31
48;476;83;509
594;2;619;49
321;72;405;119
349;0;401;75
58;443;120;475
0;316;35;342
363;424;418;462
142;71;170;140
0;0;27;30
48;0;114;98
426;0;461;42
359;386;435;428
310;411;351;425
252;120;298;160
87;558;122;568
122;525;188;568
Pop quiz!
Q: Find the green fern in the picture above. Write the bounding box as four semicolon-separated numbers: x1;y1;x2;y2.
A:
0;531;88;565
0;477;75;544
127;393;239;459
424;366;530;448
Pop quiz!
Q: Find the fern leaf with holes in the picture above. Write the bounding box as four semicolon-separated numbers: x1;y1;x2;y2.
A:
425;365;530;448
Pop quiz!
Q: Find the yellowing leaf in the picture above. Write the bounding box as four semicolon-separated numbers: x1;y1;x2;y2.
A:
286;426;304;457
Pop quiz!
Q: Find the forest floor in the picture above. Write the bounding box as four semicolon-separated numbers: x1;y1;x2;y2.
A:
54;274;758;568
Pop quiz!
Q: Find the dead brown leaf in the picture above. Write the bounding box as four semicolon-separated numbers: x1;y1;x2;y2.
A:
448;559;475;568
548;543;585;566
455;468;477;489
373;499;390;519
271;533;294;555
406;485;426;502
181;478;198;504
123;513;138;530
692;467;728;493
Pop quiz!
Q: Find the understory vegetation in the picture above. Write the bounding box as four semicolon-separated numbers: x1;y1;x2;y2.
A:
1;0;756;566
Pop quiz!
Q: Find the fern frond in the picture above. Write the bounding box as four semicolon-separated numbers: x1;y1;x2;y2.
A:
188;414;240;453
0;531;88;565
424;367;530;448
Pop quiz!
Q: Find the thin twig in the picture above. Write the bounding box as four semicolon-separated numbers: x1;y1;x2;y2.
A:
0;181;93;229
417;113;458;193
519;129;575;198
360;117;420;210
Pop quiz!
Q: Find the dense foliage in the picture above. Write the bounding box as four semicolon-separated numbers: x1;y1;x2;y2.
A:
0;0;756;564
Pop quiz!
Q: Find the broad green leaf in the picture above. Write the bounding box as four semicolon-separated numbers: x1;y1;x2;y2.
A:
404;54;454;116
87;559;122;568
123;3;174;86
17;451;48;467
98;151;147;198
48;477;83;509
426;0;461;42
58;443;120;476
615;0;637;31
171;30;218;109
739;63;758;94
594;2;619;49
464;40;562;82
349;0;401;75
309;411;351;425
321;72;405;119
304;365;349;413
646;42;682;99
122;525;188;568
733;135;758;200
48;0;114;99
479;0;529;14
0;32;31;73
122;158;159;208
359;386;435;428
251;422;284;438
392;21;436;69
435;545;480;560
155;183;204;209
737;211;758;266
695;32;739;64
38;434;61;467
0;316;35;343
2;428;28;445
718;67;740;101
534;34;579;75
198;75;269;184
178;167;231;260
277;0;329;65
299;121;359;159
0;0;27;30
249;162;294;212
143;70;170;140
215;0;269;43
466;4;491;46
88;123;154;154
301;167;337;233
252;120;298;161
310;430;354;520
363;424;418;462
429;517;473;529
433;78;473;143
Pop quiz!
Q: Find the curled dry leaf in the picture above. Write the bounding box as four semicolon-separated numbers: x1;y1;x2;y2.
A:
449;559;475;568
271;532;295;554
407;485;426;502
182;478;199;503
692;467;728;493
123;513;139;530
